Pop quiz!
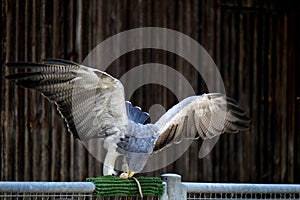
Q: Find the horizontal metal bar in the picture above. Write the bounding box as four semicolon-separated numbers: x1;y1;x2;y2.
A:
0;193;92;198
182;182;300;194
0;182;95;193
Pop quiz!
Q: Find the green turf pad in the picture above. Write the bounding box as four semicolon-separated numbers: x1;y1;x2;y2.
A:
86;175;165;196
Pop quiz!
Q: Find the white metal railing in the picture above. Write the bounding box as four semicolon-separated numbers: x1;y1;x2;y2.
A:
0;182;95;193
0;182;95;199
161;174;300;200
1;174;300;200
183;182;300;194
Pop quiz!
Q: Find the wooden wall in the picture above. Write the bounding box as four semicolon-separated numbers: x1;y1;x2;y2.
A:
1;0;299;183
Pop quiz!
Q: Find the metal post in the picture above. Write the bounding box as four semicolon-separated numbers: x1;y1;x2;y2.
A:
161;173;187;200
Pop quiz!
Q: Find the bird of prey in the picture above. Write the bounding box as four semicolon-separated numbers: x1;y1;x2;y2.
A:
5;59;250;177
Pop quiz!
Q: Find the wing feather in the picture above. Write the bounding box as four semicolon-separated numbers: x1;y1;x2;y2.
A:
6;59;128;140
153;93;250;152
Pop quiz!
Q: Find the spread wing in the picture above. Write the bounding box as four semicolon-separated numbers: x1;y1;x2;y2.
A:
153;93;250;152
5;58;128;140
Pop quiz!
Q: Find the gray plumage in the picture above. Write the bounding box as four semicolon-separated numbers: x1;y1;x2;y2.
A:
5;59;250;175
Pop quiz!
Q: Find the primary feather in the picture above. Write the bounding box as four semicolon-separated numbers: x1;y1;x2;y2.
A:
6;59;127;140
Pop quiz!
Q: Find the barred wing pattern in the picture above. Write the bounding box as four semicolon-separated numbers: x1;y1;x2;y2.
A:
6;59;128;141
153;93;250;152
6;59;250;175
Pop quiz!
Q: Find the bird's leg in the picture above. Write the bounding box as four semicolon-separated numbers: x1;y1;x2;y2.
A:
103;133;123;176
103;147;120;176
122;162;130;173
121;157;134;177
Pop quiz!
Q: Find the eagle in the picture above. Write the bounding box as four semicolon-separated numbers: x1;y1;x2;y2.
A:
5;59;250;177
